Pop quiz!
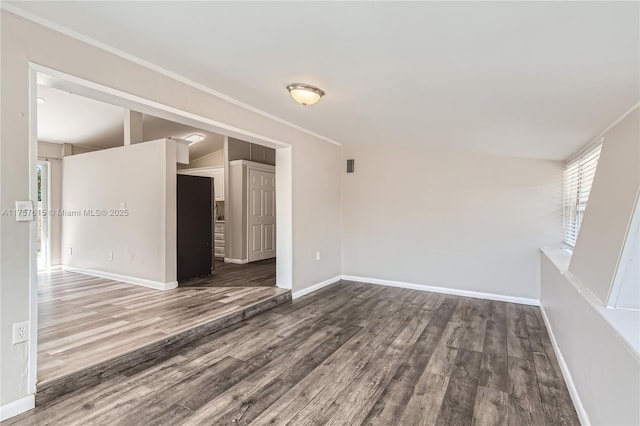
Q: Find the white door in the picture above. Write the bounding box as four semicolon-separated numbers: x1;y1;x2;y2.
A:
248;169;276;262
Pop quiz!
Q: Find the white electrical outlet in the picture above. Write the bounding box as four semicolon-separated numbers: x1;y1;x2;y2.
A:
316;251;321;261
109;252;114;261
69;247;73;255
12;321;29;344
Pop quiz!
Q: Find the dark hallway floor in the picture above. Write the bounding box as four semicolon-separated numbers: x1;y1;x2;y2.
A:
179;258;276;288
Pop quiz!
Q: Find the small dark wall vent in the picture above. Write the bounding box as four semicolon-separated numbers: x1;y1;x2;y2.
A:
347;159;355;173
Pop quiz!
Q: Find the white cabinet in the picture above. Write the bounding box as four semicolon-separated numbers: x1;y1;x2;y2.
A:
210;168;224;201
178;166;224;201
214;221;225;258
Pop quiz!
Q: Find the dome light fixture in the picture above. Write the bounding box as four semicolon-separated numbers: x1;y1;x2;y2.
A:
286;83;325;106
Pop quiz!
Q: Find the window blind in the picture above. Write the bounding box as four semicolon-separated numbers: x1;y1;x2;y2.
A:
564;143;602;248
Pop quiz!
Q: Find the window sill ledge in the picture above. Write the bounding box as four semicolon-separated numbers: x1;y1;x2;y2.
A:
540;247;640;357
540;247;572;272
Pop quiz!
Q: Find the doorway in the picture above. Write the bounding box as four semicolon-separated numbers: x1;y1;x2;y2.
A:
27;64;294;397
36;162;49;271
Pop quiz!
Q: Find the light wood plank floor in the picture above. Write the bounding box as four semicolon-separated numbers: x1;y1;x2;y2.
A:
37;270;289;384
13;280;578;425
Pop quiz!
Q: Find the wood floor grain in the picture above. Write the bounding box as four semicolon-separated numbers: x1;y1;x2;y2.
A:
180;259;276;288
37;270;289;386
10;280;579;426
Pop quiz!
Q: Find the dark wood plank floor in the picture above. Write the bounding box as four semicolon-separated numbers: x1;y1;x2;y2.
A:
37;270;288;384
180;259;276;288
10;281;579;426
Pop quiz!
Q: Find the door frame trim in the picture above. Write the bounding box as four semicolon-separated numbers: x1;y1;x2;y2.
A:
36;160;51;272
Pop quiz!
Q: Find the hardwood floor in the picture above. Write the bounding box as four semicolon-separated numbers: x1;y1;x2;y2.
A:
179;258;276;288
36;270;289;397
12;280;579;425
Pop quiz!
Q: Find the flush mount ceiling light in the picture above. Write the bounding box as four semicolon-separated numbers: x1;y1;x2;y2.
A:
183;134;205;145
286;83;325;106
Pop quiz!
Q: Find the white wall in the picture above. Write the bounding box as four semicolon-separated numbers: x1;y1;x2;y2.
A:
37;141;63;159
295;139;342;288
614;227;639;309
1;10;341;408
541;251;640;426
341;146;562;300
38;141;103;267
38;141;106;268
177;148;224;169
61;139;177;285
540;108;640;425
71;145;98;155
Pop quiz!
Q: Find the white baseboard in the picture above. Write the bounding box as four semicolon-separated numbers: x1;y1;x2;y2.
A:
224;258;248;264
340;275;540;306
292;275;341;299
290;275;540;305
0;394;35;421
63;266;178;291
539;305;590;426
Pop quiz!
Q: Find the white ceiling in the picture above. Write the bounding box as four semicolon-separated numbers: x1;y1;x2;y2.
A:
37;85;225;160
11;2;640;160
142;115;225;161
37;85;124;148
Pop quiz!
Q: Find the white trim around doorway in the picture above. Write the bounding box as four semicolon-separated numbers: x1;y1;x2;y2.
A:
27;62;295;405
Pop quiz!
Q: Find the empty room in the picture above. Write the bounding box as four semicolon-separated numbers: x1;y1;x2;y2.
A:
0;2;638;426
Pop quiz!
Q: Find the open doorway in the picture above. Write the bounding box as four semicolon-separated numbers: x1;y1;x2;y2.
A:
178;137;278;288
36;162;49;271
36;82;279;288
29;65;293;402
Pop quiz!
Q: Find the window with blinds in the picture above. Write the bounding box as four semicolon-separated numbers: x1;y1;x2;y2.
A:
563;143;602;248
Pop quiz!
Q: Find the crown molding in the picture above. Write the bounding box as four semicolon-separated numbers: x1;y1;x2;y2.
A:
1;4;342;147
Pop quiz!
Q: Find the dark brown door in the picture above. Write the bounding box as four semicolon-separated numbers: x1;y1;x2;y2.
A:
177;175;212;281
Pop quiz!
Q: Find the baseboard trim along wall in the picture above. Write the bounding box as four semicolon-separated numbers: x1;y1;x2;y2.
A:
340;275;540;306
63;267;178;291
539;306;590;425
0;394;35;421
292;274;540;306
292;276;341;299
224;258;249;264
